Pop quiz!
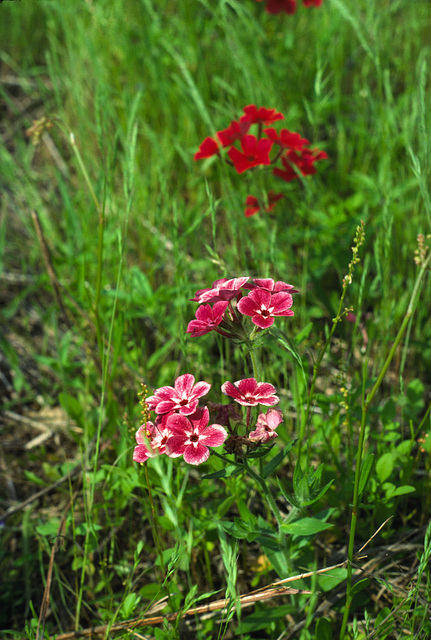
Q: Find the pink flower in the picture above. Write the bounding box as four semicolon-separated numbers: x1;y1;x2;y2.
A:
249;409;283;443
217;119;251;147
246;278;299;294
186;301;228;337
228;135;273;174
166;407;228;465
244;191;284;218
146;373;211;416
194;137;219;160
133;415;172;463
237;288;294;328
241;105;285;125
191;277;249;304
221;378;279;406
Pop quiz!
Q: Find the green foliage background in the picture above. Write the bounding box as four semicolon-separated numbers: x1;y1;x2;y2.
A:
0;0;430;638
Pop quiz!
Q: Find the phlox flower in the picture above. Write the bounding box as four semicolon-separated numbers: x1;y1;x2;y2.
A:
303;0;323;6
191;277;250;304
241;105;285;125
262;0;297;14
146;373;211;416
249;409;284;443
246;278;299;294
194;136;219;160
245;191;284;218
263;127;309;150
237;288;294;328
221;378;279;406
133;415;172;463
228;135;273;174
186;301;229;337
166;407;228;465
217;119;251;147
273;148;328;182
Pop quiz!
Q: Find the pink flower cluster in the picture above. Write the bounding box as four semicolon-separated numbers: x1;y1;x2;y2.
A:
133;375;284;466
194;104;327;217
134;374;227;466
186;276;298;338
256;0;323;14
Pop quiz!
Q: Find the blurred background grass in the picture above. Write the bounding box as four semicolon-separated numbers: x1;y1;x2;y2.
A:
1;0;431;637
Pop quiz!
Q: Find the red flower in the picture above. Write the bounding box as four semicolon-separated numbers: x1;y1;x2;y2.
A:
273;147;328;182
245;191;284;217
228;134;273;174
186;301;229;337
194;136;219;160
217;119;251;147
146;373;211;416
242;105;285;125
221;378;279;406
166;407;228;466
237;288;294;328
263;127;309;150
263;0;297;14
303;0;323;6
249;409;284;443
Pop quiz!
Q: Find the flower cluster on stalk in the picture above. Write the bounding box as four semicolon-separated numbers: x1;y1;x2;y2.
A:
194;104;327;217
186;276;298;338
133;276;296;465
133;375;284;466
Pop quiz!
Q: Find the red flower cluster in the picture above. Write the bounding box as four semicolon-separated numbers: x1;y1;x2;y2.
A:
187;276;298;338
194;104;327;217
256;0;323;14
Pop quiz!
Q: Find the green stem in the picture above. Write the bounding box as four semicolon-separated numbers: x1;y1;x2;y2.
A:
339;250;431;639
249;347;260;380
212;451;283;529
243;458;284;529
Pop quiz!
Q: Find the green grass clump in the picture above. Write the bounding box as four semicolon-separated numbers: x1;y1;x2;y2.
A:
0;0;430;638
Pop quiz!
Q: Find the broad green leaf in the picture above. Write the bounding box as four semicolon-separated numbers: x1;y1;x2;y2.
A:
376;452;394;483
281;517;333;536
315;617;333;640
391;485;415;498
358;453;375;497
350;577;370;598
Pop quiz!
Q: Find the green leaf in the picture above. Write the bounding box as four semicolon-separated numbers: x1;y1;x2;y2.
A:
376;452;394;483
202;464;243;480
216;496;236;519
350;577;370;598
121;592;140;618
318;567;347;591
281;517;333;536
238;605;292;632
295;321;314;345
262;444;294;479
391;485;415;498
358;453;375;497
24;470;47;486
315;617;333;640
